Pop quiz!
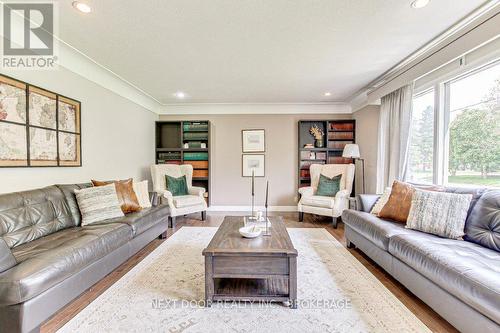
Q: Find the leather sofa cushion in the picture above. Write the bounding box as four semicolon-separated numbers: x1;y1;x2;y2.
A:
0;186;75;248
95;204;169;237
56;183;92;226
173;195;204;208
300;195;335;209
464;190;500;252
388;232;500;324
341;210;409;250
0;223;132;305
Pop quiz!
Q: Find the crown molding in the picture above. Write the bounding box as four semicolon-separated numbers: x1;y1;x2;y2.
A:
348;0;500;111
56;39;162;113
157;102;351;115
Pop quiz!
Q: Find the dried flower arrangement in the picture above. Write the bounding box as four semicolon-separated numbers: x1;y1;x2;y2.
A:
309;125;324;140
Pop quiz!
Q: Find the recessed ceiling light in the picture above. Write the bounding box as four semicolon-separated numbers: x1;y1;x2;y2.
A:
72;1;92;13
174;91;186;99
411;0;430;9
324;92;331;97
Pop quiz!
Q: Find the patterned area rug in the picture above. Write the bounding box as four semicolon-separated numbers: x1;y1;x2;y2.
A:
58;227;430;332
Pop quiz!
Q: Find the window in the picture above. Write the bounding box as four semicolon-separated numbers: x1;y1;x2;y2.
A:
408;60;500;188
407;89;434;183
447;62;500;187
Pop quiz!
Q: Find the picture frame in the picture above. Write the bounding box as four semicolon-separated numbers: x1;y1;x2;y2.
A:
0;73;82;168
242;129;265;153
242;154;265;177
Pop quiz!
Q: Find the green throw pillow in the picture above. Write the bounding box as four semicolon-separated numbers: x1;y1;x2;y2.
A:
316;174;341;197
165;175;189;196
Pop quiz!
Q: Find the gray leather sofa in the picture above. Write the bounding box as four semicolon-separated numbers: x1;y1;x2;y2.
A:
0;184;169;333
342;188;500;333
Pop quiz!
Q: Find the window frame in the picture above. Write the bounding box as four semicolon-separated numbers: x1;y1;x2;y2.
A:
410;58;500;187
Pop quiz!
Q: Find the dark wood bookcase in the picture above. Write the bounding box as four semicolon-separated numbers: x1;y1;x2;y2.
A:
155;120;210;206
298;119;356;188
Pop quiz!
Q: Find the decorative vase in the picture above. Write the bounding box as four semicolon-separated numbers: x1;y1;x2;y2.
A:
315;139;323;148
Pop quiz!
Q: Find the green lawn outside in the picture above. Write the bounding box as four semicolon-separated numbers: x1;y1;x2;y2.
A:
448;175;500;187
409;172;500;187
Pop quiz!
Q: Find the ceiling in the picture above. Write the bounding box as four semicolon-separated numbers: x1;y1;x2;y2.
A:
58;0;488;104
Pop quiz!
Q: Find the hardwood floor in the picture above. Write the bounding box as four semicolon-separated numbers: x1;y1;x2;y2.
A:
41;212;458;333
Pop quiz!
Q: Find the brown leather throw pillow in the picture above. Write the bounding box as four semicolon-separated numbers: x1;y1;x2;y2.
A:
91;178;141;214
378;180;415;223
378;180;444;223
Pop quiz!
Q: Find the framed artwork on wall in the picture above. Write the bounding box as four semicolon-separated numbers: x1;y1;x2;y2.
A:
242;129;265;152
242;154;265;177
0;74;82;167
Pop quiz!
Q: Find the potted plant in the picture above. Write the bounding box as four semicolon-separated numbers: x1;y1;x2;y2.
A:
309;125;324;148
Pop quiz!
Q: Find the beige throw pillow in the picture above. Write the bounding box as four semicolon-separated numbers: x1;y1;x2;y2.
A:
406;190;472;239
75;184;124;226
370;187;391;216
133;180;152;208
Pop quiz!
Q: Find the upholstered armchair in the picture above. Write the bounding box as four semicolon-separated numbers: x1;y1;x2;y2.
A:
298;163;355;228
151;164;207;227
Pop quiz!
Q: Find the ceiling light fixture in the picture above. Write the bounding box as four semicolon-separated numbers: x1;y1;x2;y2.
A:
174;91;186;99
324;92;331;97
72;1;92;13
411;0;430;9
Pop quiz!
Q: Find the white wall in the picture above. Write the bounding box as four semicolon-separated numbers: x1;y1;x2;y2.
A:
352;105;380;194
160;112;352;208
0;67;157;193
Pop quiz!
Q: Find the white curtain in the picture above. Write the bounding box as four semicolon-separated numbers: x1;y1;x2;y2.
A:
376;83;414;193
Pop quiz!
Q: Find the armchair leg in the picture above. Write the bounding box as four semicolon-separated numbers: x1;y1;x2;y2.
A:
159;231;168;239
332;217;338;229
299;212;304;222
201;211;206;221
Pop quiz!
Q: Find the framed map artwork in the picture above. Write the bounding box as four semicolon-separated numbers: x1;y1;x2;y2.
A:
0;74;81;167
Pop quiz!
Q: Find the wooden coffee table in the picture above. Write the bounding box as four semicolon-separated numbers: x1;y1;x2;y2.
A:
202;216;298;308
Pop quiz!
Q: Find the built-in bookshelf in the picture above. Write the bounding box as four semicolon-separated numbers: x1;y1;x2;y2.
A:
298;119;356;188
155;121;210;206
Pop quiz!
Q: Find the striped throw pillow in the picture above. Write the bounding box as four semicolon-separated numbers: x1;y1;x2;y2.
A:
406;190;472;239
75;184;124;225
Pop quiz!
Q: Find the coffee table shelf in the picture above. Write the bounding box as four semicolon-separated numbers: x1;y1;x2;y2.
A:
203;216;298;308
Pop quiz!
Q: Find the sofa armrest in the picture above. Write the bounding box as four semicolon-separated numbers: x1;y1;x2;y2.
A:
0;238;16;273
298;186;314;198
188;186;206;197
358;194;381;213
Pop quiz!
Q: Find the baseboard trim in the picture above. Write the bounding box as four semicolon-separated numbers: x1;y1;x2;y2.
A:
208;205;298;212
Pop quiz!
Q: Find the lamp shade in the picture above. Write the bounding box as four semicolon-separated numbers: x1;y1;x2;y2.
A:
342;144;360;158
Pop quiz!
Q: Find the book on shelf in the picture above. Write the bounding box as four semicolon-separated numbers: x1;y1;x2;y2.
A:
184;152;209;160
328;141;353;149
193;169;209;178
184;132;209;140
158;152;181;160
329;122;354;131
158;160;182;165
183;122;208;131
328;157;353;164
184;160;208;169
328;132;353;140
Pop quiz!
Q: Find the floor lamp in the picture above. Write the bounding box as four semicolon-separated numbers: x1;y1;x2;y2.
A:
342;144;365;194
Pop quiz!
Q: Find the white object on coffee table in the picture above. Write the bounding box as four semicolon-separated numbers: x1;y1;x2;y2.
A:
239;225;262;238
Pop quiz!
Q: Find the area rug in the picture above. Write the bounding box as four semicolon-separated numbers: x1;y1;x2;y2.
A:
58;227;431;332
